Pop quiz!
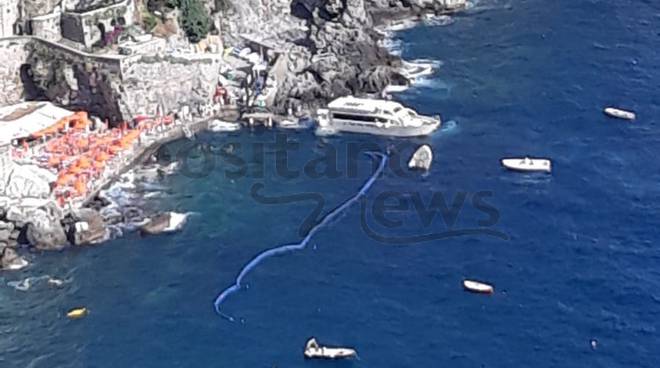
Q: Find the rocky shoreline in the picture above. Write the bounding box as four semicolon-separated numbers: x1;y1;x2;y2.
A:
0;116;209;270
0;0;468;270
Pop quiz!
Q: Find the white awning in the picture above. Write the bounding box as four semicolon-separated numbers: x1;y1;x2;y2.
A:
0;102;74;146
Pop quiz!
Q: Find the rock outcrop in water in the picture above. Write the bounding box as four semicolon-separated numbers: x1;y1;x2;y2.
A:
70;208;108;246
1;247;28;271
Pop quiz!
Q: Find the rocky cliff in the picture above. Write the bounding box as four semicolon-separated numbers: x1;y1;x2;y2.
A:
218;0;464;112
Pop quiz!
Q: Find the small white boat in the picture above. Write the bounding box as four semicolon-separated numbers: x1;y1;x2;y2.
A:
163;212;188;233
304;338;357;360
208;119;241;132
604;107;635;121
384;83;410;94
400;60;434;83
463;280;494;294
386;19;418;32
501;157;552;173
408;144;433;171
277;119;311;130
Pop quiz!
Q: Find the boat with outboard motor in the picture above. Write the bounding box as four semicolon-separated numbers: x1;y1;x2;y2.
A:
400;60;434;83
408;144;433;171
383;82;410;94
501;157;552;173
604;107;635;121
304;338;357;359
463;280;494;294
317;96;441;137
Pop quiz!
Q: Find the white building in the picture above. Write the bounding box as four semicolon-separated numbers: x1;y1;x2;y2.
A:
0;102;74;147
0;0;19;37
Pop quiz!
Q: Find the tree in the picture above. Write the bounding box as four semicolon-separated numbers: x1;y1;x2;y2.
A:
180;0;210;43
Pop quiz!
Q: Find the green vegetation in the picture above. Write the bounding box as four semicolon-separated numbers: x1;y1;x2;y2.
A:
146;0;211;43
142;12;158;31
180;0;210;43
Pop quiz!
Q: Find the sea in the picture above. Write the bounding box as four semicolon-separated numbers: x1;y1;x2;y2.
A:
2;0;659;367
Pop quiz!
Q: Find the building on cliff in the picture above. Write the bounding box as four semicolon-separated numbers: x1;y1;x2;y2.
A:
0;0;20;37
60;0;135;48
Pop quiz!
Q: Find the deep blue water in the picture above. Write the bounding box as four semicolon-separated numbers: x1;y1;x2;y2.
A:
2;0;660;367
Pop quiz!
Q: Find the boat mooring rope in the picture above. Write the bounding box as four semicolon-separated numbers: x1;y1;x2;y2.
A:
213;152;388;321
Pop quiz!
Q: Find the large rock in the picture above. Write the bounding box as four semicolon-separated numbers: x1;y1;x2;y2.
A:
140;212;187;235
1;247;29;271
71;209;108;246
0;221;14;232
140;212;172;235
25;209;68;250
0;158;55;200
0;229;11;242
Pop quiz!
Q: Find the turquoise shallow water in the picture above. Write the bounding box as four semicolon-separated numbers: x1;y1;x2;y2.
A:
2;0;660;367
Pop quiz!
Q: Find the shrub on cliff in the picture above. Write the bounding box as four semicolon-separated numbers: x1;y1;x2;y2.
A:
180;0;210;43
142;12;159;31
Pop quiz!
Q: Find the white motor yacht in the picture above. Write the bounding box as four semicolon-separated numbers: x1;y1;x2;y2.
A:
317;96;441;137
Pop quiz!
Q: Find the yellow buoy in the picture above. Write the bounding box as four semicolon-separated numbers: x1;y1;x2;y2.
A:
66;307;88;319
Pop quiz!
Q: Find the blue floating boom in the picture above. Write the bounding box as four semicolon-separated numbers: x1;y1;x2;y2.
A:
213;152;388;321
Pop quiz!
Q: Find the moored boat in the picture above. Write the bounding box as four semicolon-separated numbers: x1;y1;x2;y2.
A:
316;96;441;137
304;338;357;360
408;144;433;171
463;280;494;294
383;82;410;94
400;60;434;83
208;119;241;132
385;18;418;32
603;107;635;121
67;307;88;319
501;157;552;173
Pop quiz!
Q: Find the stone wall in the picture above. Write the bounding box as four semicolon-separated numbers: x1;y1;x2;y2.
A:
0;38;31;105
0;37;124;121
119;54;220;116
0;36;219;122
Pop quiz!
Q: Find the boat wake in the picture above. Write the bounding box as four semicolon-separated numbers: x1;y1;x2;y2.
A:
213;152;389;321
6;275;72;291
441;120;458;133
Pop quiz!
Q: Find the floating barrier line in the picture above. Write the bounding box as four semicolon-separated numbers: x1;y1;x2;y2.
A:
213;152;388;321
